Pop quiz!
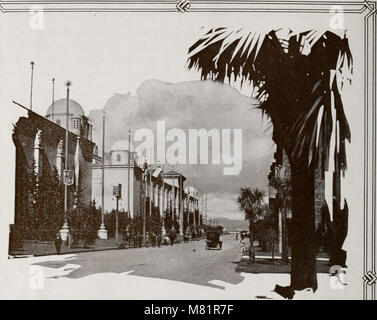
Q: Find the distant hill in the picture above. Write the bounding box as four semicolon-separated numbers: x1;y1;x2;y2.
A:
210;218;249;232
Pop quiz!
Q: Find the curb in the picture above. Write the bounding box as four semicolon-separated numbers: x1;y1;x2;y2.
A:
9;240;198;258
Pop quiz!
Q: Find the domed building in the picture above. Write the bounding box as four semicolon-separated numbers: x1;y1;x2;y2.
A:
109;140;134;165
46;98;92;140
10;97;98;244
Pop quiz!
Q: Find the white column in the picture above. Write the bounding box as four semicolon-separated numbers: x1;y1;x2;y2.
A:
160;184;164;217
56;139;64;179
33;129;43;177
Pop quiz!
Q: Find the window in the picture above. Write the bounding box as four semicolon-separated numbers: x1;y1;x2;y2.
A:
117;154;121;162
73;118;80;129
56;119;61;125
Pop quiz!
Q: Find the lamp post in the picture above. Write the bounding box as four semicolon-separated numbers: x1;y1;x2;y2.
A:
98;112;108;239
60;80;71;242
113;184;122;243
142;154;148;243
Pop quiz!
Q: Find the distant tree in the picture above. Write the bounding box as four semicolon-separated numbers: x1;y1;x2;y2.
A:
68;201;101;247
254;205;275;251
27;164;64;240
164;208;179;231
148;207;162;235
237;187;266;258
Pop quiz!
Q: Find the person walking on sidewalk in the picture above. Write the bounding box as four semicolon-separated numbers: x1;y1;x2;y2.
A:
54;233;62;255
156;232;162;247
168;227;176;246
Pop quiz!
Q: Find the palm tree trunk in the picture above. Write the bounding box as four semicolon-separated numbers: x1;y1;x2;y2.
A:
290;159;318;291
249;228;255;263
282;206;289;264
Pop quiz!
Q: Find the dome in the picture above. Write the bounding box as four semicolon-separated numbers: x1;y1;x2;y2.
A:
111;139;134;152
46;98;85;117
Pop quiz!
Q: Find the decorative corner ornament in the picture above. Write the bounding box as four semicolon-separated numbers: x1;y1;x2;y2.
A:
364;1;376;14
362;271;377;286
176;0;191;13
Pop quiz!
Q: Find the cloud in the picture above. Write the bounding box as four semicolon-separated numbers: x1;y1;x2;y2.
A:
206;192;243;220
89;79;275;219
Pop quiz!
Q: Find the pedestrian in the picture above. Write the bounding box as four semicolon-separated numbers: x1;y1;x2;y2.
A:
163;236;170;245
54;232;62;255
168;227;176;246
151;232;156;247
145;232;150;248
126;230;131;246
156;233;162;247
138;234;143;248
184;231;189;244
240;234;246;254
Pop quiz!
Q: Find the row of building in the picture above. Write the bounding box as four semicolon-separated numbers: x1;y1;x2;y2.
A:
12;98;203;240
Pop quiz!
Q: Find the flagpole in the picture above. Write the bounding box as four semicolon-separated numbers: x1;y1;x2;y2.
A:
127;129;131;219
64;81;70;216
149;148;152;225
142;149;147;243
30;61;34;110
97;112;108;239
60;80;71;242
162;163;165;235
51;78;55;122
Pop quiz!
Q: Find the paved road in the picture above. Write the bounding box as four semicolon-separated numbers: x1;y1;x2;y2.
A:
34;234;244;288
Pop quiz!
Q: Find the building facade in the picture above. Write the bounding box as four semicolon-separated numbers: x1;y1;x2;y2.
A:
12;99;96;237
92;140;143;216
92;144;202;236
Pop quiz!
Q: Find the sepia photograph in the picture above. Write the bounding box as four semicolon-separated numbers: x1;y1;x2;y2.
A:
0;0;376;303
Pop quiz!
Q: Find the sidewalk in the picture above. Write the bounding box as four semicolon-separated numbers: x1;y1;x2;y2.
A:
9;238;122;257
9;237;187;258
235;245;331;274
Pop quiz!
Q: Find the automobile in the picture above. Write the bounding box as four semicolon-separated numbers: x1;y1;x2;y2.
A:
240;230;249;238
205;231;222;250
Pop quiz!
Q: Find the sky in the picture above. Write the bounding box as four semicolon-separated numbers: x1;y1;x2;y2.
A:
0;10;363;220
89;79;275;219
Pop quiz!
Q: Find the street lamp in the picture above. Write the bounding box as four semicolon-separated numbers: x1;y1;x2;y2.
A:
60;80;72;242
98;112;108;239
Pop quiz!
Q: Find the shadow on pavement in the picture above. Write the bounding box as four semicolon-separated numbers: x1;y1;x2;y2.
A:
32;237;246;290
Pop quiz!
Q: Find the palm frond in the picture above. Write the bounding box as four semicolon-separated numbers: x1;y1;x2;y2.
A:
188;27;353;178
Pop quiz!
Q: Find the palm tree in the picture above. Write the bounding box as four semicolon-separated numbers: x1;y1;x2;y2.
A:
188;28;352;292
237;187;266;261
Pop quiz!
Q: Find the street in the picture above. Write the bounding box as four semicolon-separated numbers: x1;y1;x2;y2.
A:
35;234;243;288
1;234;351;300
